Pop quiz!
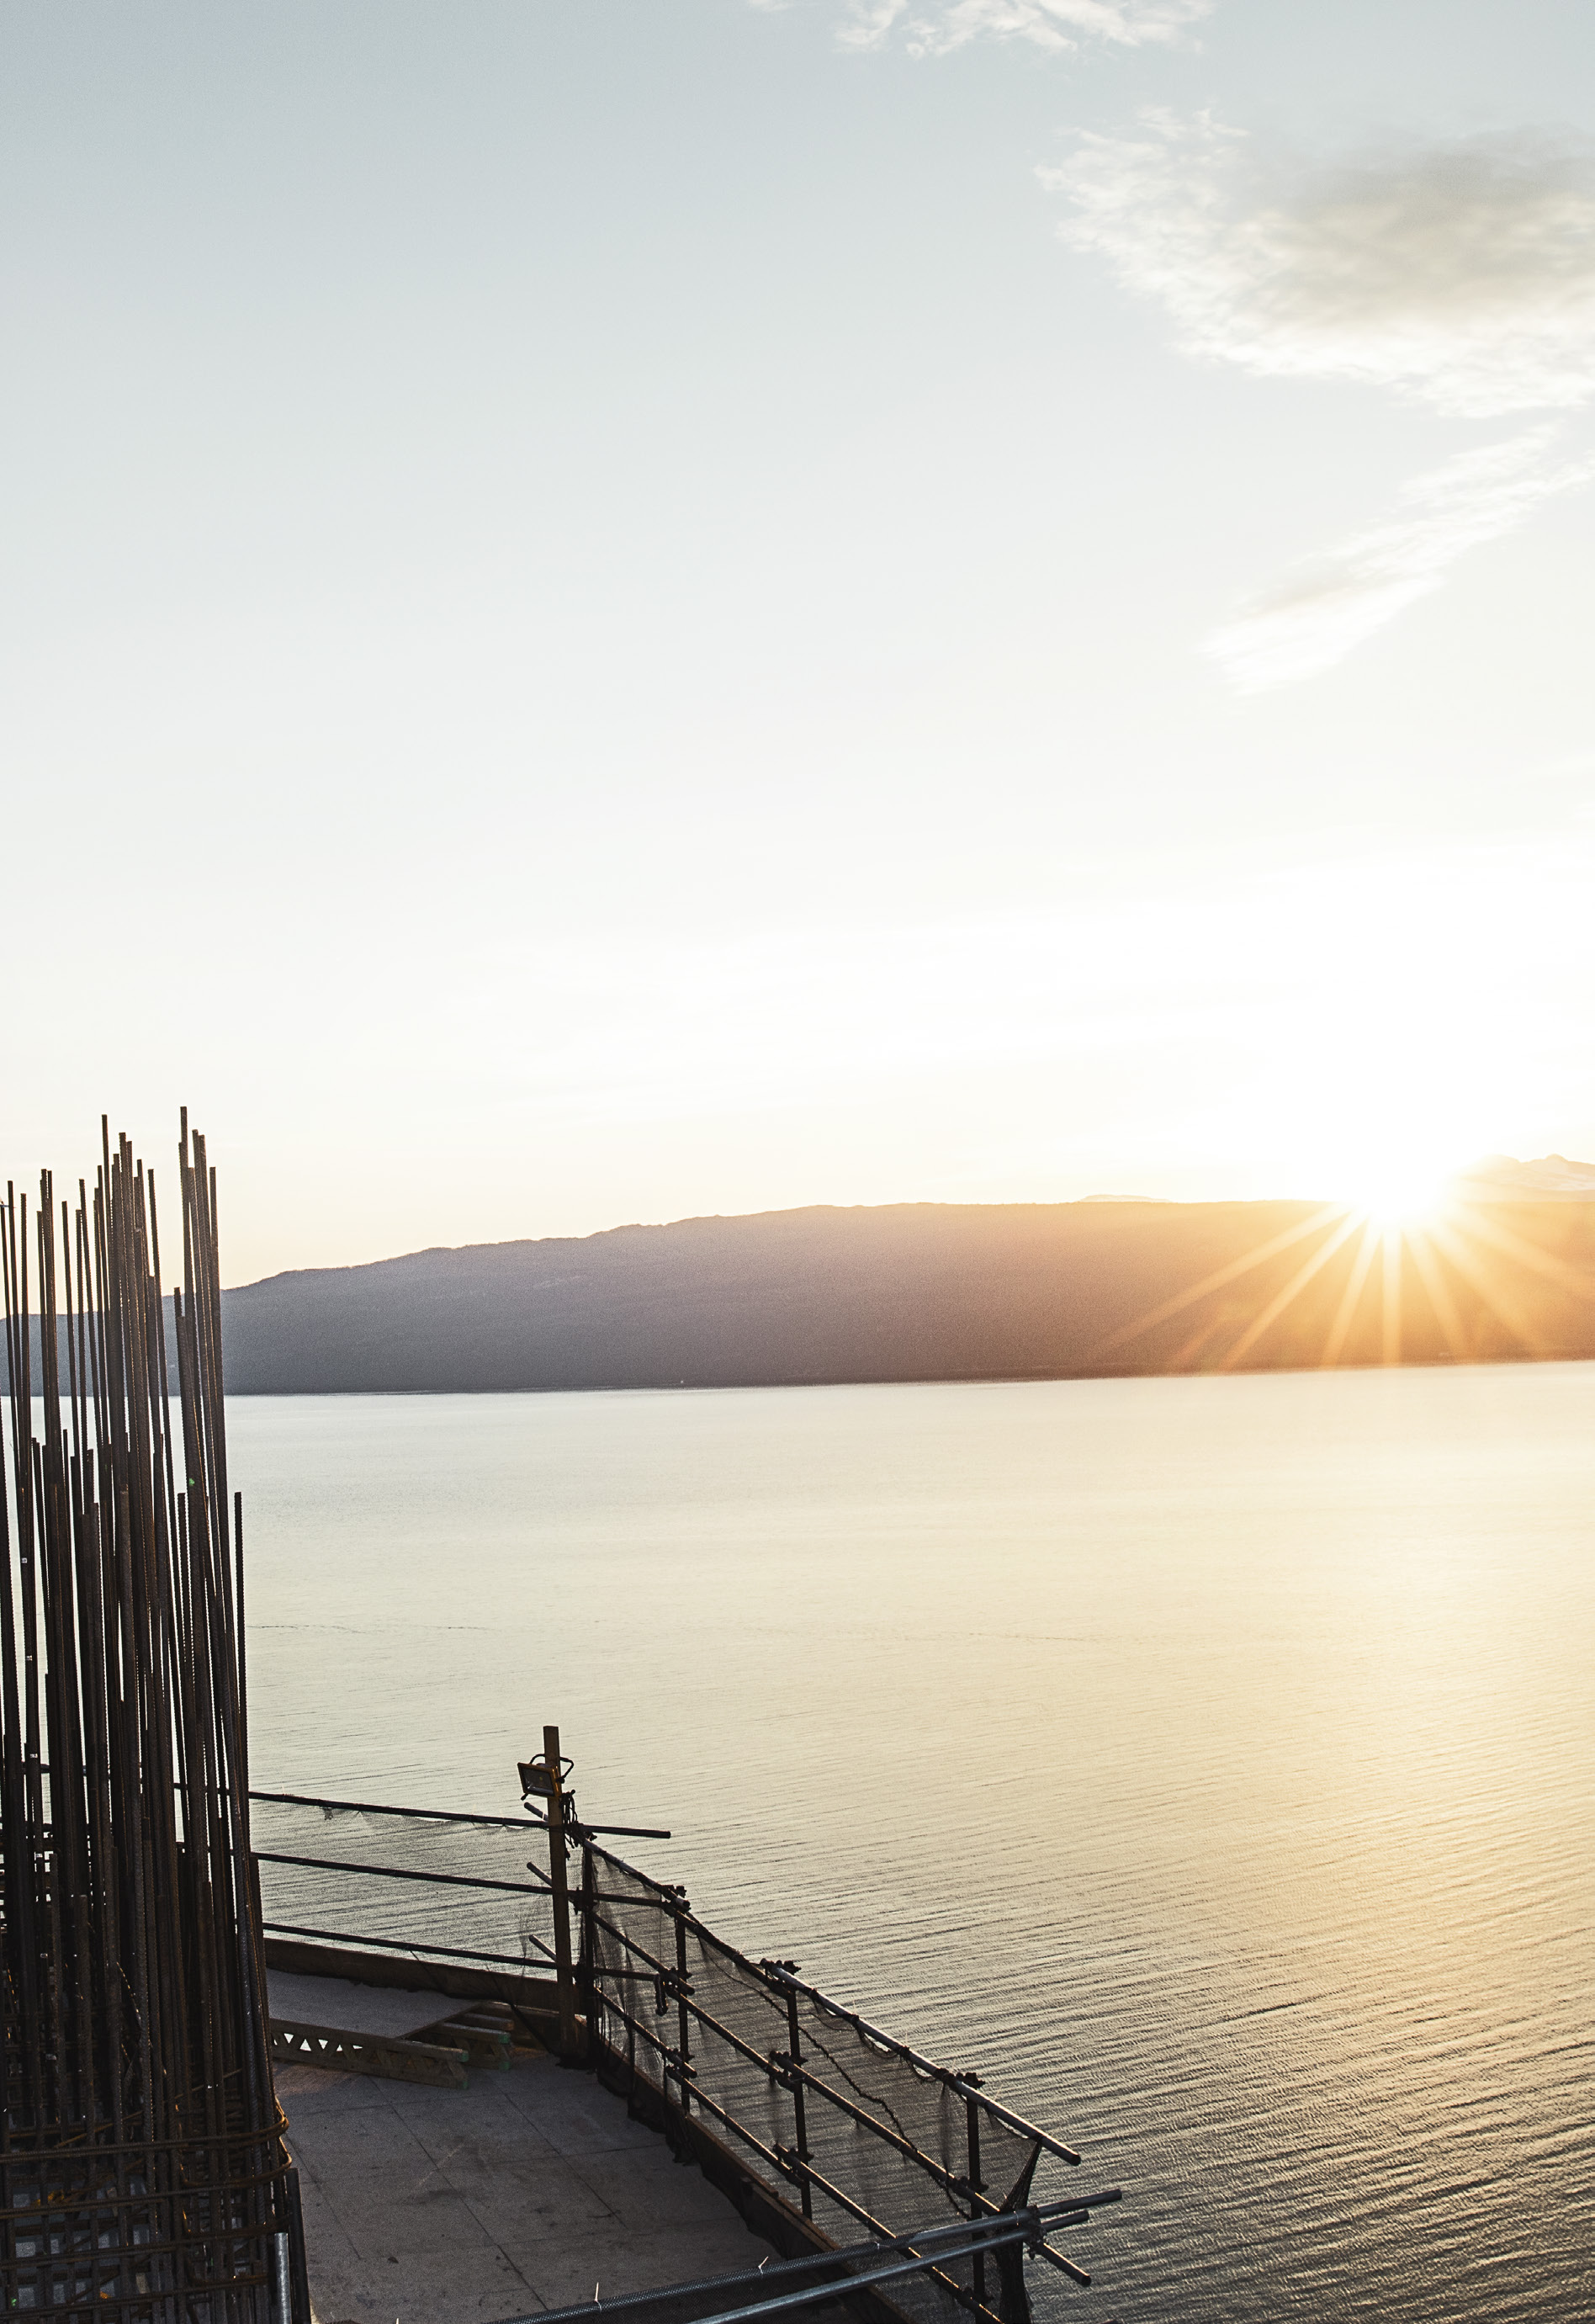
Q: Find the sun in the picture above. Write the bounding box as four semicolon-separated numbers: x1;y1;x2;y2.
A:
1344;1156;1455;1228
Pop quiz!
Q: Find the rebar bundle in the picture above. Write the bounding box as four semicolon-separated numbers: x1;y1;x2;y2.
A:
1;1114;292;2321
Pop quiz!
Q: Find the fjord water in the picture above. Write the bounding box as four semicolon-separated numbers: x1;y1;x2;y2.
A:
231;1367;1595;2323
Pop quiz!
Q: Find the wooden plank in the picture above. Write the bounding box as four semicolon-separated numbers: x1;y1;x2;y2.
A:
412;2017;515;2070
439;2001;548;2061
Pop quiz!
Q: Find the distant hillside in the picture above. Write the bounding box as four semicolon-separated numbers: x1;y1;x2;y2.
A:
1456;1153;1595;1200
212;1198;1595;1393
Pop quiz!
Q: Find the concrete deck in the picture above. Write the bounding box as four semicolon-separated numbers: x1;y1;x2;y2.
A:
278;2045;776;2324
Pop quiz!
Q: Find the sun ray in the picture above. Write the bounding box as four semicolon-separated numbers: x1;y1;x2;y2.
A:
1219;1209;1365;1372
1090;1201;1350;1361
1423;1214;1550;1357
1166;1309;1233;1373
1078;1180;1587;1382
1444;1199;1595;1299
1402;1226;1472;1363
1322;1216;1381;1367
1380;1225;1402;1366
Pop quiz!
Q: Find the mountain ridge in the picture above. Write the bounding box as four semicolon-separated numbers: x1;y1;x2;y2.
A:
215;1193;1595;1393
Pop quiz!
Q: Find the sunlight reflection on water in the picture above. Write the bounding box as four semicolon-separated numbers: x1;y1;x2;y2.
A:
233;1365;1595;2322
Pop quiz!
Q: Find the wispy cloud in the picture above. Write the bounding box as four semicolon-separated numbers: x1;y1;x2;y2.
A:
839;0;1211;60
1042;115;1595;682
1207;430;1595;691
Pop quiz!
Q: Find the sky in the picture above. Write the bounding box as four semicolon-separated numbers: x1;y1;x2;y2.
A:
4;0;1594;1283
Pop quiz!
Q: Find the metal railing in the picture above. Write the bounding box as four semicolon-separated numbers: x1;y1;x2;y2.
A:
491;2201;1123;2324
568;1842;1096;2323
248;1732;1115;2324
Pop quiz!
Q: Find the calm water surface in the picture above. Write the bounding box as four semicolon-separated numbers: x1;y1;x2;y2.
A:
231;1367;1595;2323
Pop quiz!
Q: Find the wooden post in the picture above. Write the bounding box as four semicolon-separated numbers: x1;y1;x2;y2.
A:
543;1723;578;2059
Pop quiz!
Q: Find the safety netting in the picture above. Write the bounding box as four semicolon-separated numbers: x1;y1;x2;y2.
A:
250;1793;560;1978
586;1845;1061;2324
248;1796;1090;2324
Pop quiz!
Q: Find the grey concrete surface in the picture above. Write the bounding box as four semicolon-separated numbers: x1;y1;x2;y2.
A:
269;1969;458;2040
278;2047;776;2324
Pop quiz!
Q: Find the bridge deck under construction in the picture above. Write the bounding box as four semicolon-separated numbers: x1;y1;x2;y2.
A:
279;2042;772;2324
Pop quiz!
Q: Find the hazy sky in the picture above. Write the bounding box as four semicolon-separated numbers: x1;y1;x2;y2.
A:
5;2;1594;1281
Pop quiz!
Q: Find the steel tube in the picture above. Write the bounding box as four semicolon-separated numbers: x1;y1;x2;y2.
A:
261;1920;558;1967
255;1849;553;1897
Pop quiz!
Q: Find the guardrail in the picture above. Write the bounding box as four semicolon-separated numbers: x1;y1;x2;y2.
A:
494;2201;1124;2324
248;1732;1115;2324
